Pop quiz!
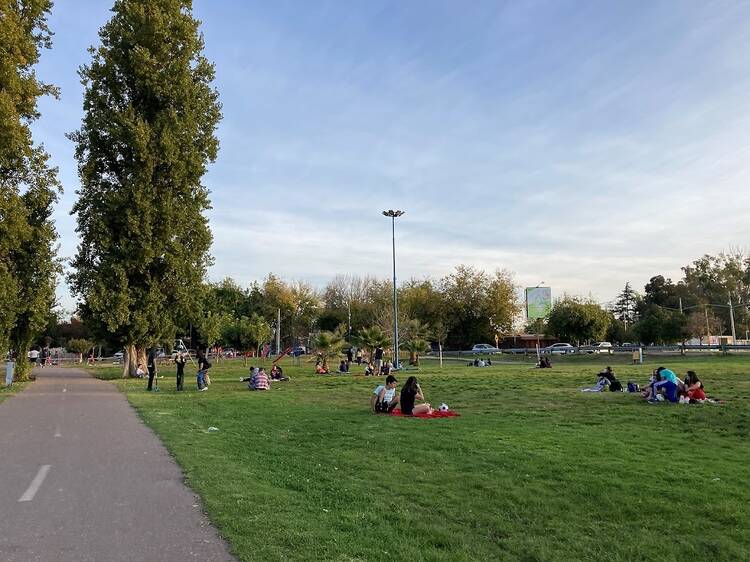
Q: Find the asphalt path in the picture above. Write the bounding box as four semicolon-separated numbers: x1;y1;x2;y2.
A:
0;367;236;562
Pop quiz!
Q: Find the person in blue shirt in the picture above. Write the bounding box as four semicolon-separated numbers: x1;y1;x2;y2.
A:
649;367;679;403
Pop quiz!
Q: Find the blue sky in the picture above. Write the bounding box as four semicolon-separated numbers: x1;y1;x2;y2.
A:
33;1;750;312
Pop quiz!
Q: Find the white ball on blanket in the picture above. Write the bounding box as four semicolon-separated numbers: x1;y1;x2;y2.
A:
439;403;449;412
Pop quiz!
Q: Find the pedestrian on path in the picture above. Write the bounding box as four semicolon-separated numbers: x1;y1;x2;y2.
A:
147;348;158;391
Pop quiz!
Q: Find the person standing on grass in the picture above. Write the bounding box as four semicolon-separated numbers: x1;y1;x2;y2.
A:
399;376;432;416
371;374;399;413
146;348;158;391
346;347;353;365
196;350;211;391
175;352;187;391
374;345;384;374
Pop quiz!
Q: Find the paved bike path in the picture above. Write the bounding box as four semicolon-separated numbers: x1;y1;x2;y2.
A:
0;367;236;562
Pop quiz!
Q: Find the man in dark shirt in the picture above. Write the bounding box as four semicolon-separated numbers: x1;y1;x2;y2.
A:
175;352;187;391
147;348;158;391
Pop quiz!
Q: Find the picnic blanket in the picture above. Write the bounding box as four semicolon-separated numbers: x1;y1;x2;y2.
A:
390;408;460;419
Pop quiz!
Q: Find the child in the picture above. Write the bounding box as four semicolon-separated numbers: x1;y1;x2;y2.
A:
371;375;399;413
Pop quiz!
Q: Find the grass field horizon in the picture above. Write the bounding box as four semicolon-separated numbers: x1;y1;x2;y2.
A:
88;354;749;561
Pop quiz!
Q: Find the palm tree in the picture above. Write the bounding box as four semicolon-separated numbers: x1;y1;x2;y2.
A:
401;319;431;365
401;338;430;367
310;330;344;372
354;326;390;363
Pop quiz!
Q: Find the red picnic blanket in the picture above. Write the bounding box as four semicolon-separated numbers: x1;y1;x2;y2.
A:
390;408;460;419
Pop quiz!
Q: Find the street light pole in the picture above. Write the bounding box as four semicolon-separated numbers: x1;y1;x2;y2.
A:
383;209;405;368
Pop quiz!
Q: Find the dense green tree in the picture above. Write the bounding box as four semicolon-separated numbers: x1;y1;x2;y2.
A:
0;0;61;379
546;297;611;345
683;252;750;338
632;304;687;345
440;266;520;348
68;0;221;376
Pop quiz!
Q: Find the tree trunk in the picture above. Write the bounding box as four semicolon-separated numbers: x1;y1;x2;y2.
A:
12;334;32;382
123;343;136;377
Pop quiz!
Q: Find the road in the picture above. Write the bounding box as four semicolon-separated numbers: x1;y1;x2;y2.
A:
0;366;236;562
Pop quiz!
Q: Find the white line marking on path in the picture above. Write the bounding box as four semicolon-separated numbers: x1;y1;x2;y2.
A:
19;465;51;502
62;388;66;392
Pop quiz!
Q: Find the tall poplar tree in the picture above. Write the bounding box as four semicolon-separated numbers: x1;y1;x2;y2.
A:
0;0;61;380
69;0;221;376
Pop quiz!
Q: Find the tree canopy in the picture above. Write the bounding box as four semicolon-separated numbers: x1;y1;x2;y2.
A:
68;0;221;375
0;0;61;379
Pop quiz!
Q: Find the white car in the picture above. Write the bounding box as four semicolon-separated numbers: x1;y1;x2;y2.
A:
113;350;124;359
471;344;500;354
544;343;575;355
589;342;613;354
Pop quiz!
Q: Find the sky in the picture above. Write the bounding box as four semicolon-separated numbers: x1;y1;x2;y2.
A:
31;0;750;313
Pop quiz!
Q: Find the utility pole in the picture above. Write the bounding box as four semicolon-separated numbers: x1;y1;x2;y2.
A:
679;297;683;314
705;305;710;344
729;296;737;344
276;308;281;355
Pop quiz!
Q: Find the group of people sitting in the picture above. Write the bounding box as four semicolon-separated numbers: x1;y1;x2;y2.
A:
642;367;706;404
467;358;493;367
536;357;552;369
370;375;432;416
581;365;708;404
240;364;288;391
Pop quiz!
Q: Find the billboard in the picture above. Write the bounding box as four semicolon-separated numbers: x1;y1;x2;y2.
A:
526;287;552;319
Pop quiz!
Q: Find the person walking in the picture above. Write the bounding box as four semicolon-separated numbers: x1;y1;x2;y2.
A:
147;348;158;391
175;352;187;391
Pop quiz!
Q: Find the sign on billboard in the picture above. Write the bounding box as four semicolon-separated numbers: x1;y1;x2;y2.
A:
526;287;552;319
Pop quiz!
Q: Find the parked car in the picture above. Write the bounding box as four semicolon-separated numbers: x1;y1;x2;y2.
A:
222;348;236;358
543;343;575;355
292;346;307;356
113;350;124;359
470;343;501;354
589;341;613;354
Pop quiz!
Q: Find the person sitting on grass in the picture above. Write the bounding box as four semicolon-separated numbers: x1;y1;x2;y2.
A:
600;366;623;392
244;367;270;391
380;361;391;376
684;370;706;402
364;362;375;376
371;374;399;414
399;376;432;416
581;367;615;392
337;359;349;374
315;361;329;374
649;366;680;403
135;363;146;378
270;364;289;381
536;357;552;368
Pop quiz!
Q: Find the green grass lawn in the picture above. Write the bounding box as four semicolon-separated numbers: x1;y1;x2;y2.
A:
0;372;28;404
91;355;750;562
